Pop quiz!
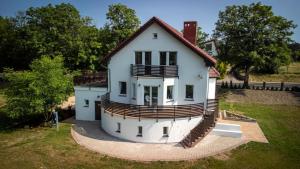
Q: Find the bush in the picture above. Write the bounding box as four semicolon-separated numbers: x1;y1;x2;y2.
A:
225;81;228;88
216;61;228;79
4;56;74;123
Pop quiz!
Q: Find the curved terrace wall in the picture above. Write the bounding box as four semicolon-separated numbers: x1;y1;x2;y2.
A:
101;108;203;143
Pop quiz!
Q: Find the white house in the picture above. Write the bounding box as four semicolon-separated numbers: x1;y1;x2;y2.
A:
74;17;219;147
203;39;219;57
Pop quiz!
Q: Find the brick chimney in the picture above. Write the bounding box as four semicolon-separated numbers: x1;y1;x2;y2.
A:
183;21;197;45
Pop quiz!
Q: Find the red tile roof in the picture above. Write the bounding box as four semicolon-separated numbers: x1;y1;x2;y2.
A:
101;17;217;65
209;67;220;78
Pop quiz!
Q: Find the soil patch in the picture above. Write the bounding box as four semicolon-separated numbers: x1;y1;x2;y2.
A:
225;90;300;105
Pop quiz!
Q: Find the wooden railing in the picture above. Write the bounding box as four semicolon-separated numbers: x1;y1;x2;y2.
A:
180;99;219;148
207;99;219;114
101;93;204;120
131;64;178;78
74;71;107;85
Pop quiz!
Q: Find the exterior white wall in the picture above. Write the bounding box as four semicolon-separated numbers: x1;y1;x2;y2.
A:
74;86;107;121
208;78;216;99
101;109;203;143
108;23;209;105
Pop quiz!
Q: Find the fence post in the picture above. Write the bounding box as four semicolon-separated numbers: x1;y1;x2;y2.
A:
156;106;158;122
189;104;192;120
139;105;141;122
123;105;125;119
263;81;266;90
173;106;176;121
280;82;284;91
111;103;113;117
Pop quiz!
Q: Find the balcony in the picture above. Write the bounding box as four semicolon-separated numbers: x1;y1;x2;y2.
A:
131;64;178;78
101;93;204;120
73;71;107;86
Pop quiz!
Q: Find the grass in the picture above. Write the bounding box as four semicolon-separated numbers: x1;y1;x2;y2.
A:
0;102;299;169
250;62;300;82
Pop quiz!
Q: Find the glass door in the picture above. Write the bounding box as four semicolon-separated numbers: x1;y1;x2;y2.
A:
144;86;158;106
144;86;150;106
151;87;158;106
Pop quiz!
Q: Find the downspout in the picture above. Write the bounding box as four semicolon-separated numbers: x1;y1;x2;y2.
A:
205;66;210;112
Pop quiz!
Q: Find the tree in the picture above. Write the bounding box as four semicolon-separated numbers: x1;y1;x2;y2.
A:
289;42;300;61
99;3;140;60
4;56;73;123
0;3;101;71
214;2;296;86
196;26;209;48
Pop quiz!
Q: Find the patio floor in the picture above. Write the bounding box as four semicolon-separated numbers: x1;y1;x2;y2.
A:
69;118;268;161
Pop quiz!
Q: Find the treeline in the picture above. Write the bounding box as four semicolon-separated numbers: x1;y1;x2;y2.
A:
0;3;140;71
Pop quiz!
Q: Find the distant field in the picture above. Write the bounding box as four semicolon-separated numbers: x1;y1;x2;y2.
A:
250;62;300;82
278;62;300;74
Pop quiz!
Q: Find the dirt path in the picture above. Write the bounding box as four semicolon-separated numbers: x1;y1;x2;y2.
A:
224;90;300;105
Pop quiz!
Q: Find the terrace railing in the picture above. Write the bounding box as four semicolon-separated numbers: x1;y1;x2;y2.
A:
180;99;219;148
131;64;178;78
101;93;204;120
74;71;107;85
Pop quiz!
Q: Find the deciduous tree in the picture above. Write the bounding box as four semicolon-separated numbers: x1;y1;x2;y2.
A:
214;2;296;86
4;56;73;123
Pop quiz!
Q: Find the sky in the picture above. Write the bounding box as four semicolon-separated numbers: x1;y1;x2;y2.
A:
0;0;299;42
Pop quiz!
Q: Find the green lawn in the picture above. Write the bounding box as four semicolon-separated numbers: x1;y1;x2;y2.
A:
0;101;299;169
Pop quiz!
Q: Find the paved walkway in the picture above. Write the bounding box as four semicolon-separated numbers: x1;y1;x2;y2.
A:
69;119;268;161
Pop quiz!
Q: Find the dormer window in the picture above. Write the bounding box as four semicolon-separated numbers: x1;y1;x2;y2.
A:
153;33;158;39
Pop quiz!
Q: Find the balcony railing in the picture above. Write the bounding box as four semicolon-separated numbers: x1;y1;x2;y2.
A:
74;71;107;86
131;64;178;78
101;93;204;120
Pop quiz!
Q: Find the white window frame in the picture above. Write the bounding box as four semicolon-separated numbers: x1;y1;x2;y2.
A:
84;99;89;107
163;126;169;137
137;126;143;137
132;83;136;99
119;81;127;96
116;122;121;133
185;85;194;100
166;85;174;100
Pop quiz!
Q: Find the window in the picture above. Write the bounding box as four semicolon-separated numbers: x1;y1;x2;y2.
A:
135;51;142;64
185;85;194;99
153;33;158;39
205;43;212;51
84;99;89;107
132;83;136;99
145;52;152;65
137;126;143;137
169;52;177;65
116;123;121;133
167;85;173;100
119;82;127;95
163;127;169;137
160;52;167;65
